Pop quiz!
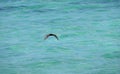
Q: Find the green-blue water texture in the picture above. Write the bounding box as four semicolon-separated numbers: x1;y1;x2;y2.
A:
0;0;120;74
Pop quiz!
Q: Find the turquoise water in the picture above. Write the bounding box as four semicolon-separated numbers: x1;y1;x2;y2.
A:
0;0;120;74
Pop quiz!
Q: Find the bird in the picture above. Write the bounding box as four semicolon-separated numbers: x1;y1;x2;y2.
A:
44;34;59;40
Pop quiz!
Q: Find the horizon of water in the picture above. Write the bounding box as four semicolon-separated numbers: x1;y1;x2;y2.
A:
0;0;120;74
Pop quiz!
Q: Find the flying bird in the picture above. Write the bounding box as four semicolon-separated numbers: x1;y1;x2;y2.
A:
44;34;59;40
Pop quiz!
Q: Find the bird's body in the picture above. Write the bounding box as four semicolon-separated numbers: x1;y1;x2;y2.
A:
44;34;59;40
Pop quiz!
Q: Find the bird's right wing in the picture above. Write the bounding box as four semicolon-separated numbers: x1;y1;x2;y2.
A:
54;35;59;40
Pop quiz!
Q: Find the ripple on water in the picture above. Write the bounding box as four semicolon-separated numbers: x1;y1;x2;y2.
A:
102;51;120;59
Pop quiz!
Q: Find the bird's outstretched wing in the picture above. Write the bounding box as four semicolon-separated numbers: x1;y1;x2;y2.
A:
44;34;59;40
44;35;49;40
53;34;59;40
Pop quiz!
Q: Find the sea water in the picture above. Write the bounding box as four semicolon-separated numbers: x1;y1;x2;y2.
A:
0;0;120;74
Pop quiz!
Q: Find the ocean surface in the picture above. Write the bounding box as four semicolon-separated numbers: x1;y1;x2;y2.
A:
0;0;120;74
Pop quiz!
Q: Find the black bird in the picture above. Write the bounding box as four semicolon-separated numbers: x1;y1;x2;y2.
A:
44;34;59;40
